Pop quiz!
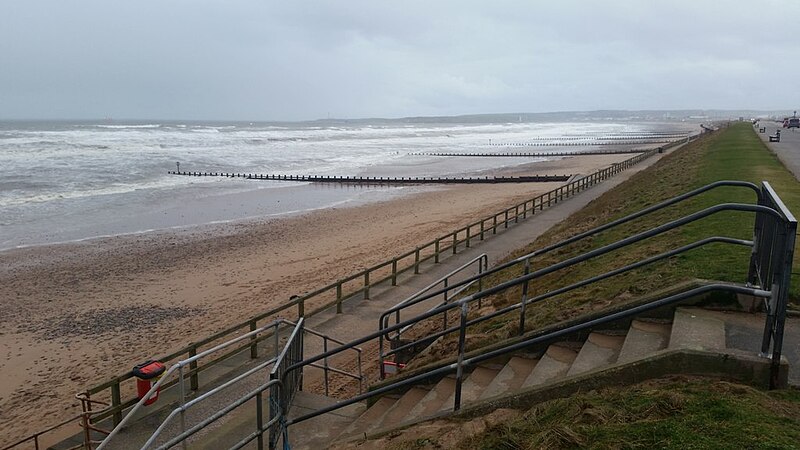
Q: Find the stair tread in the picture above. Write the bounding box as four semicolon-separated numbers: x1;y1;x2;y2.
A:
669;308;726;351
336;396;397;440
480;356;538;400
369;387;429;434
438;366;501;411
401;377;457;423
567;332;626;376
522;344;578;387
618;319;672;363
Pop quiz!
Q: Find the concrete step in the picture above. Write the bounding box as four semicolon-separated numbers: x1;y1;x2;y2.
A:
403;376;457;421
617;319;672;363
335;395;397;441
479;356;539;400
669;308;726;351
279;391;366;450
567;332;626;376
522;343;578;387
369;387;430;434
438;365;501;412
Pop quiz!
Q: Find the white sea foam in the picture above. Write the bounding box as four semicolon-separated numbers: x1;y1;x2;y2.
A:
0;120;696;249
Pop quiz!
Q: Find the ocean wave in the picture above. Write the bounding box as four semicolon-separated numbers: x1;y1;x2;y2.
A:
0;177;214;207
96;124;161;129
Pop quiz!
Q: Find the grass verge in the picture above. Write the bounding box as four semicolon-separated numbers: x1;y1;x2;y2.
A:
461;377;800;450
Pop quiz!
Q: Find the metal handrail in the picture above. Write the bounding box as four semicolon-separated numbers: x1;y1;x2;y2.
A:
282;202;786;388
285;283;771;427
97;319;294;449
155;379;283;450
378;254;487;374
383;236;754;360
141;356;278;448
372;181;763;343
97;317;359;450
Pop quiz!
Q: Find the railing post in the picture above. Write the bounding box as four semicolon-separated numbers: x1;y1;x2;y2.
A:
480;220;485;240
189;345;199;391
519;260;530;336
250;320;259;359
392;258;398;285
178;365;188;449
111;383;122;426
466;227;471;248
297;297;305;318
514;205;519;223
323;337;330;397
435;239;441;263
336;283;343;314
364;272;370;299
414;248;421;274
504;210;509;228
256;391;264;450
453;302;469;411
452;233;458;254
493;215;497;234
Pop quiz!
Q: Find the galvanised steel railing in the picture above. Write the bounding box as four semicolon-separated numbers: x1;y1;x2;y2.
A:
95;318;361;450
268;319;305;450
378;253;488;378
276;181;794;446
375;180;763;373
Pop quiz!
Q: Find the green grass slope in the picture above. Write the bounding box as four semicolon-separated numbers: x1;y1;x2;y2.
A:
471;123;800;342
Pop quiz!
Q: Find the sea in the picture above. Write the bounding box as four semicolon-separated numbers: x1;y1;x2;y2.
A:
0;119;696;251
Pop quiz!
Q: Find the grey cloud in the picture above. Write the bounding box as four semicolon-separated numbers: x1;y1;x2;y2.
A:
1;0;798;120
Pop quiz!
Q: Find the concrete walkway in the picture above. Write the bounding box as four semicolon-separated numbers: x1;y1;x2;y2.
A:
756;121;800;180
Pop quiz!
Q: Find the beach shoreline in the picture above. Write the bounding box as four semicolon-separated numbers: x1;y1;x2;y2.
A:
0;153;635;445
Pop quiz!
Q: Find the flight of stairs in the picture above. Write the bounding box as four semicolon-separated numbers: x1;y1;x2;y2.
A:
317;307;727;447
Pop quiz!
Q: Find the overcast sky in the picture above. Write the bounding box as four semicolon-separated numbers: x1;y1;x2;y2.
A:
1;1;798;121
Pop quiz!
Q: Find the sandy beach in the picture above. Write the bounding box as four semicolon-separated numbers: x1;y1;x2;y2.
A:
0;154;633;445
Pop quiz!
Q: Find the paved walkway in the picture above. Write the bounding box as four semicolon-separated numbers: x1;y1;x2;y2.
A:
756;121;800;180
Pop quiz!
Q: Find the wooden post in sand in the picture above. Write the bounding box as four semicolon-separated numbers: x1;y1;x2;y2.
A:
189;345;199;391
111;384;122;425
392;259;398;285
336;283;343;313
249;320;259;359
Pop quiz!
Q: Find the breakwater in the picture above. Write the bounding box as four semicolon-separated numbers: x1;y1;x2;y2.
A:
411;149;651;157
167;171;571;184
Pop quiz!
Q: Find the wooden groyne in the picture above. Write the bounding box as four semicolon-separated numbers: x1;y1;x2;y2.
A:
412;148;653;157
486;139;673;147
167;171;571;184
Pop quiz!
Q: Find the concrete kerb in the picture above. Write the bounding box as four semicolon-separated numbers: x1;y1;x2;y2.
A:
348;348;787;445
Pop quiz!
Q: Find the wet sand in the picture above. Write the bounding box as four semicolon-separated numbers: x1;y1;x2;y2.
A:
0;154;632;445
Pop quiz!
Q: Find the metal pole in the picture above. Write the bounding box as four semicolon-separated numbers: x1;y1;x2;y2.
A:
256;391;264;450
179;365;188;450
453;302;468;411
519;260;530;335
323;338;330;396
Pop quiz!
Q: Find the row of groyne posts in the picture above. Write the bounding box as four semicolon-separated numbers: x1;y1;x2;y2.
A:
166;171;572;184
167;132;693;185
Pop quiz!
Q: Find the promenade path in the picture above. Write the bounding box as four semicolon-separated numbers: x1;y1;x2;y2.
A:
757;121;800;179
